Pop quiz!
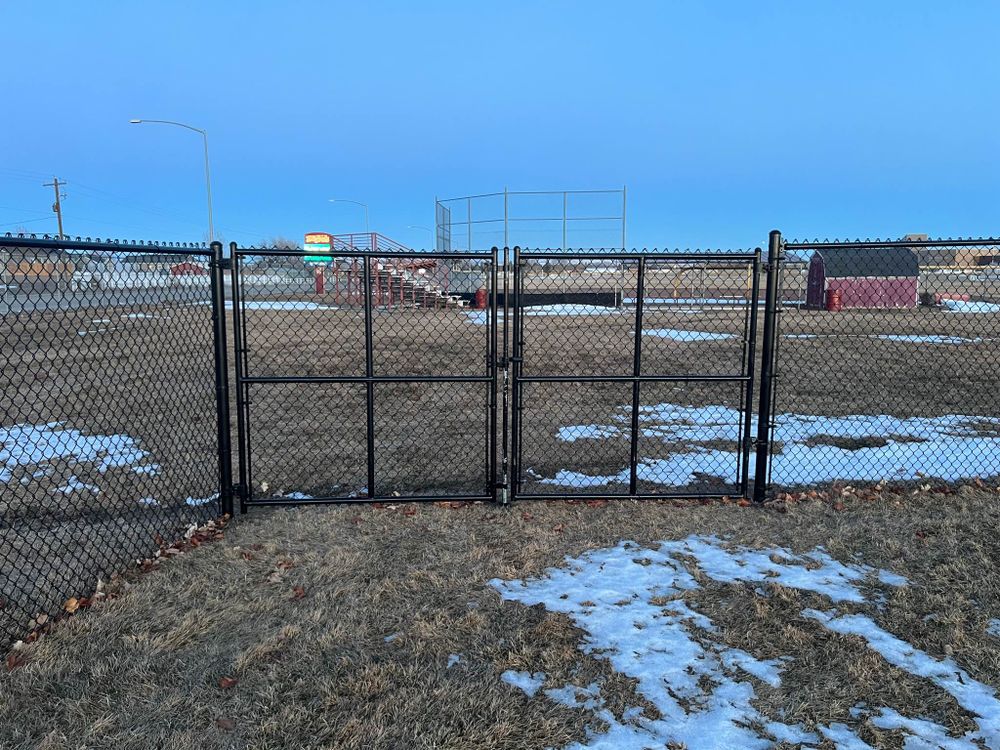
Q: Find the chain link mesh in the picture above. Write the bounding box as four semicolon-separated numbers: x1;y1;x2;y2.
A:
768;238;1000;490
1;235;221;644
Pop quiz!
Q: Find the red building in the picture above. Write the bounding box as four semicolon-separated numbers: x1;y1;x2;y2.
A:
805;246;919;309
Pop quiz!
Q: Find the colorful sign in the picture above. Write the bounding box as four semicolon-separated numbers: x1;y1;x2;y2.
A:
304;231;332;264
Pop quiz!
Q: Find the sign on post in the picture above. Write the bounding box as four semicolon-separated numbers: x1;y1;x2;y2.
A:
304;232;332;264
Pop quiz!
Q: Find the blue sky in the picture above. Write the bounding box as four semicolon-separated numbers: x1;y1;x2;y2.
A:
2;1;997;249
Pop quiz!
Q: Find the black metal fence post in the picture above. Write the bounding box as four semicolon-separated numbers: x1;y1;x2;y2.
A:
628;257;647;494
739;247;763;498
362;254;376;499
209;241;234;516
229;242;249;513
753;230;783;503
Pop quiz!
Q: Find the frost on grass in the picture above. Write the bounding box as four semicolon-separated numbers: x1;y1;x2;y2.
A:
541;402;1000;487
491;535;994;750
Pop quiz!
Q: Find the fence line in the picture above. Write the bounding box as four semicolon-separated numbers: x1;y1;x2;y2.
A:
4;229;1000;646
0;234;229;644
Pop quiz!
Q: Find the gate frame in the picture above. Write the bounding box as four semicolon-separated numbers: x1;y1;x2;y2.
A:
507;246;765;503
229;243;499;509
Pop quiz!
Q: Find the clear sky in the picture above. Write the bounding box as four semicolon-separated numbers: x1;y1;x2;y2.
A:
2;1;997;250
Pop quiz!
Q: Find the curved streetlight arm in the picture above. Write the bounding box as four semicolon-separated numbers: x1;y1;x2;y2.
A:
328;198;370;234
130;118;214;241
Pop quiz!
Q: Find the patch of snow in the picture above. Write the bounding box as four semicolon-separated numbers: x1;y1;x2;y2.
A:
136;497;160;507
877;569;909;587
867;707;981;749
624;297;748;306
184;493;219;507
545;683;602;710
643;328;736;342
203;300;338;311
281;491;313;499
447;654;462;668
942;300;1000;314
0;422;149;485
545;403;1000;487
492;536;982;750
804;610;1000;745
383;632;400;643
987;620;1000;638
54;475;100;494
465;304;620;326
491;537;903;749
76;327;123;336
818;723;875;749
501;670;546;697
878;334;982;345
556;424;624;443
132;464;161;476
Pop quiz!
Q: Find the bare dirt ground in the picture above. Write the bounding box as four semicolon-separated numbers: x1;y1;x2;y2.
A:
2;489;999;749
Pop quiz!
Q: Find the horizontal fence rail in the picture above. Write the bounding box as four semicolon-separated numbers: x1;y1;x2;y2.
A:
0;234;229;645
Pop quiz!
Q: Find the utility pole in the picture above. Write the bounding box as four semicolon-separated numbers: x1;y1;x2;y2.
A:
43;178;66;238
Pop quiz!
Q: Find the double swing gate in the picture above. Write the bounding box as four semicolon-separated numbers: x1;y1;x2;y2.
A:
229;243;777;509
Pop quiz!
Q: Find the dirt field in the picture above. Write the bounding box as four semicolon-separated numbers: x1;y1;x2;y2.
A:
2;489;999;749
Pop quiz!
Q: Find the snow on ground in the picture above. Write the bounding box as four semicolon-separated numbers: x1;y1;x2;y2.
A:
542;403;1000;488
623;297;748;306
643;328;735;342
466;304;620;325
988;620;1000;639
54;475;100;495
942;300;1000;314
877;334;983;345
184;493;219;507
785;333;989;345
0;422;150;484
492;536;995;750
501;670;547;697
201;301;338;311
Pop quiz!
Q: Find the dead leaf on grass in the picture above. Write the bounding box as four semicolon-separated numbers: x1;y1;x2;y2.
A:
215;717;235;731
64;597;80;613
218;676;238;689
290;586;306;600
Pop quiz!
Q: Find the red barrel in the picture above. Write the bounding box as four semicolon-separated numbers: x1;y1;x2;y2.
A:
314;266;325;295
825;288;842;312
474;287;488;310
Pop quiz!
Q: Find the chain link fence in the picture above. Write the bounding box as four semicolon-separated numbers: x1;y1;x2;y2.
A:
0;234;228;644
767;236;1000;491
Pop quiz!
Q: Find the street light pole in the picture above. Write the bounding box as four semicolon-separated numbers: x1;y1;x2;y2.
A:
329;198;369;234
130;119;214;242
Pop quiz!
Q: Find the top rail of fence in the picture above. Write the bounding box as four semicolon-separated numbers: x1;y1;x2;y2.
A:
783;236;1000;250
517;248;760;261
232;245;493;260
0;233;210;255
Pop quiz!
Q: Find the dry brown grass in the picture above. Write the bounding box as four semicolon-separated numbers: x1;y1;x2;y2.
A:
2;488;999;749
